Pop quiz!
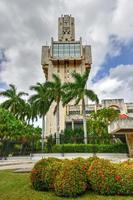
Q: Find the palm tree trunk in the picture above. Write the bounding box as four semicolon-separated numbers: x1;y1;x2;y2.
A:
56;103;60;144
42;114;45;152
82;98;87;144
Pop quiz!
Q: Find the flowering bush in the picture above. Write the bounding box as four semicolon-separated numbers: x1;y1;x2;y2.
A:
30;157;61;191
119;159;133;168
87;156;101;167
115;164;133;195
30;157;133;197
54;160;88;197
73;157;90;175
87;158;120;195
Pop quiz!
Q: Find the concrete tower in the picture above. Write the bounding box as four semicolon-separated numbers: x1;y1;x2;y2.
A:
58;15;75;41
41;15;92;136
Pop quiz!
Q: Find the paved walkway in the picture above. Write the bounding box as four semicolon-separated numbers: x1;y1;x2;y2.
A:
0;153;132;172
0;158;35;171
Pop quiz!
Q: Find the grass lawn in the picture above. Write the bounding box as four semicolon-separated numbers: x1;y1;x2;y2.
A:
0;171;133;200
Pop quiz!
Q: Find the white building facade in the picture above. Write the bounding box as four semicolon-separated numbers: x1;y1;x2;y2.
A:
41;15;133;136
41;15;92;136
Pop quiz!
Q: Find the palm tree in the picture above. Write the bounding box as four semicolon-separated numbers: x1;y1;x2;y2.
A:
18;102;37;125
0;84;28;117
29;82;52;151
45;74;64;144
62;69;99;144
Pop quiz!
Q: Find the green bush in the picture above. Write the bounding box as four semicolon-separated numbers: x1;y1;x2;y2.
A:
51;143;128;153
30;157;133;197
119;159;133;168
115;163;133;195
63;128;84;143
73;157;100;176
87;158;120;195
30;157;61;191
54;160;88;197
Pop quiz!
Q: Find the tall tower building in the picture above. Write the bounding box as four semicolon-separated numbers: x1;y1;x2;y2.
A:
41;15;92;136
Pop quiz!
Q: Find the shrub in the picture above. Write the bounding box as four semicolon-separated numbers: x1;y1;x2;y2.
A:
30;157;61;191
51;143;128;153
115;164;133;195
86;156;101;168
72;158;89;181
54;160;88;197
119;159;133;168
31;157;133;197
88;158;133;195
63;128;84;143
73;157;100;176
87;158;120;195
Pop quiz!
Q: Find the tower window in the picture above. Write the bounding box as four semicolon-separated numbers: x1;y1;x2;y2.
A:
53;43;81;57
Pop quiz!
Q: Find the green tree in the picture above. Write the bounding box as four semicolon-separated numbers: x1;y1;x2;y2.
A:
29;82;52;151
0;84;28;117
18;102;37;125
45;74;64;144
0;107;41;157
87;108;119;144
62;69;99;144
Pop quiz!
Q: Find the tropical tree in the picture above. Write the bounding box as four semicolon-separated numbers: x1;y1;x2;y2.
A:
0;107;41;157
62;69;99;144
87;108;119;144
0;84;28;117
18;102;37;125
29;82;52;151
44;74;64;144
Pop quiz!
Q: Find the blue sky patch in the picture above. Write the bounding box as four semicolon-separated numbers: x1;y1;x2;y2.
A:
0;49;7;64
0;81;8;91
93;36;133;83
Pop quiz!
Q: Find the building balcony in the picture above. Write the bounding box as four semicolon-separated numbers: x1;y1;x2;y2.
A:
108;118;133;134
65;104;97;122
50;56;83;65
126;103;133;112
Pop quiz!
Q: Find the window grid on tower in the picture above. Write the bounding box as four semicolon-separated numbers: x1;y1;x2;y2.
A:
53;43;80;58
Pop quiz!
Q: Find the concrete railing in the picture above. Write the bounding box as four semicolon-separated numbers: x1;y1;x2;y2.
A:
108;118;133;134
126;103;133;109
66;104;97;116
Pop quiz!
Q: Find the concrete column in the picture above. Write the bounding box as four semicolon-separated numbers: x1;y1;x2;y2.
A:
72;119;74;130
80;105;82;115
126;134;133;157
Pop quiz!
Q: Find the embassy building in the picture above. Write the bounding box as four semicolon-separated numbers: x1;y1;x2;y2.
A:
41;15;133;136
41;15;92;135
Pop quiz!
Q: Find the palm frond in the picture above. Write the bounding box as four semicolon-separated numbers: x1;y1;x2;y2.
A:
85;89;99;103
9;84;16;91
52;74;61;84
71;71;82;83
18;92;29;97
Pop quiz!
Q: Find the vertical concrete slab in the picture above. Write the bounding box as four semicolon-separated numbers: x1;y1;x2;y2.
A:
126;134;133;157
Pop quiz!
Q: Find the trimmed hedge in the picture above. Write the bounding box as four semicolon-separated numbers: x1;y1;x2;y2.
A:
50;143;128;153
88;158;133;195
31;157;133;197
30;157;61;191
54;160;88;197
88;159;120;195
116;165;133;195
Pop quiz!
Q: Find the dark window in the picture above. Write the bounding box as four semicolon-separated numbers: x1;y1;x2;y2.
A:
127;109;133;113
69;110;80;115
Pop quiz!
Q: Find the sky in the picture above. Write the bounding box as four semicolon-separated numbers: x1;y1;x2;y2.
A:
0;0;133;103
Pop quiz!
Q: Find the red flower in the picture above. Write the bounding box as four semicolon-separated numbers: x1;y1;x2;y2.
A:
115;175;121;181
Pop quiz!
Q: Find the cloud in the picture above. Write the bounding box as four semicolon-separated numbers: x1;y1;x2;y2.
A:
0;0;133;101
91;64;133;102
